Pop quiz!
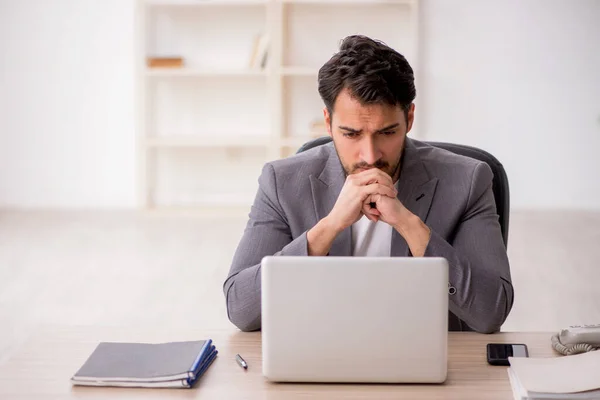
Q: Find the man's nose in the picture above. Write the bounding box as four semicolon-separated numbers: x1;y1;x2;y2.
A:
360;137;382;165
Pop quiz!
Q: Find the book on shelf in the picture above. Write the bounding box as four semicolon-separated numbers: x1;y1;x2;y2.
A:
147;57;184;68
249;33;269;69
71;339;218;389
507;350;600;400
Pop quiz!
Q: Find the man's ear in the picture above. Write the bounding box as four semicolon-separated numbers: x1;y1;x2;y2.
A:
323;107;332;137
406;103;416;134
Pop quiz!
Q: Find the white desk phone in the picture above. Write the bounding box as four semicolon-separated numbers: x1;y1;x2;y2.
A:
551;324;600;355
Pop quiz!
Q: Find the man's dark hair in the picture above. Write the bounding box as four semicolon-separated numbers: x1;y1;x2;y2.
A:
317;35;416;121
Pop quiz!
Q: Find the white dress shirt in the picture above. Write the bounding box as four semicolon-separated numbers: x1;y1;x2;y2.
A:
351;213;393;257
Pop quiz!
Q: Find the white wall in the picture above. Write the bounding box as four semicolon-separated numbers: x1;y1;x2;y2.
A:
0;0;598;209
0;0;136;208
419;0;600;210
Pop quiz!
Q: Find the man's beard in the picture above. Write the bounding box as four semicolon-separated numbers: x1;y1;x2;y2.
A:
333;141;404;183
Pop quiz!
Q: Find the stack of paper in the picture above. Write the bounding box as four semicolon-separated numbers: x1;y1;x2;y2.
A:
71;339;217;388
507;350;600;399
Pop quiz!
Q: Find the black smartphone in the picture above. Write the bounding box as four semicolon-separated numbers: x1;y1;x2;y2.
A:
486;343;529;366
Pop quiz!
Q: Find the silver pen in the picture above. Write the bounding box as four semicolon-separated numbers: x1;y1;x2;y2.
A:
235;353;248;369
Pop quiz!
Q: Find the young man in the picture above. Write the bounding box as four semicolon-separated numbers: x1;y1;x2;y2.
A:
223;35;514;334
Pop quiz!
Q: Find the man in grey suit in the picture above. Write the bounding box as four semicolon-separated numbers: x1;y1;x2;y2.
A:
224;35;514;334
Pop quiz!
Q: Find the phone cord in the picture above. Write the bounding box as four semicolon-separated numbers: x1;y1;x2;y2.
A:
551;334;597;356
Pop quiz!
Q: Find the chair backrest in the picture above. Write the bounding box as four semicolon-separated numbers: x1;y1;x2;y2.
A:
296;137;510;247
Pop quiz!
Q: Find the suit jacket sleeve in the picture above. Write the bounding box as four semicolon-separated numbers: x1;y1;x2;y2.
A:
424;162;514;333
223;163;306;332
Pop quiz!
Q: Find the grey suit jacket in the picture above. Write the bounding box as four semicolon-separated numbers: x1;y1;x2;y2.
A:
223;138;514;333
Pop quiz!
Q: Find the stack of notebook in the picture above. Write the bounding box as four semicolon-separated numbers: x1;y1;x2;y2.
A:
507;350;600;399
71;339;218;388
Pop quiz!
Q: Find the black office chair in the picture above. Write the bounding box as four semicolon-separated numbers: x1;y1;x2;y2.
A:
296;137;510;247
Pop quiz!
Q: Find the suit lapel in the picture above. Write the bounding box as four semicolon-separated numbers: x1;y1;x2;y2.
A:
391;138;439;257
309;143;352;256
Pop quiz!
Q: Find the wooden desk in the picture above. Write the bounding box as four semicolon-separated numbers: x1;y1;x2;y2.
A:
0;326;558;399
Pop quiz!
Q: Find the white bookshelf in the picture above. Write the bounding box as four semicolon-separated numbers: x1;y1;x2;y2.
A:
145;0;268;7
144;135;271;148
145;68;268;77
280;67;318;76
282;0;413;4
136;0;419;210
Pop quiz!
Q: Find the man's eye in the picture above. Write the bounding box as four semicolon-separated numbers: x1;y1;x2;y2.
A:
381;131;396;136
343;132;359;138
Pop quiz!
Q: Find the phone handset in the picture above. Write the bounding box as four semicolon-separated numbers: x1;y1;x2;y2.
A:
551;324;600;356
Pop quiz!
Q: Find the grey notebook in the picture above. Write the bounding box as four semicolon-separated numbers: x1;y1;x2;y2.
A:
71;340;215;388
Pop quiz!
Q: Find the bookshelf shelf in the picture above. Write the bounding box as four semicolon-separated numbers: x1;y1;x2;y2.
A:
145;135;271;148
136;0;419;210
280;67;318;77
146;0;267;7
281;0;413;4
281;136;314;148
145;68;268;77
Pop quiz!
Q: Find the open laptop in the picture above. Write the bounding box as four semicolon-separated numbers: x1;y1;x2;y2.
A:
261;256;449;383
